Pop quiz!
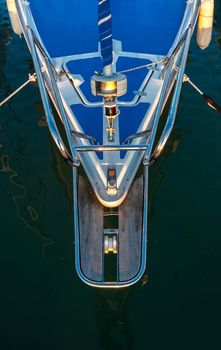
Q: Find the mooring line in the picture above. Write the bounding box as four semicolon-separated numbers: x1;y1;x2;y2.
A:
0;73;37;107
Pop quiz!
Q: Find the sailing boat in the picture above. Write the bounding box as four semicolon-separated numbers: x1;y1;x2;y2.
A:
5;0;215;287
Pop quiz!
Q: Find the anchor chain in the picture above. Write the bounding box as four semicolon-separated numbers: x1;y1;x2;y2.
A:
118;58;166;74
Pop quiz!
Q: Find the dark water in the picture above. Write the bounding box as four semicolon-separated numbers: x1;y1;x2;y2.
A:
0;1;221;349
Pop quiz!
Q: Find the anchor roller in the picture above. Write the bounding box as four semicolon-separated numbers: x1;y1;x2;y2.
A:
197;0;214;50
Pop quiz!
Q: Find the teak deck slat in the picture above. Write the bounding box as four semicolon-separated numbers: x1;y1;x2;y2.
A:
78;176;103;281
119;176;143;281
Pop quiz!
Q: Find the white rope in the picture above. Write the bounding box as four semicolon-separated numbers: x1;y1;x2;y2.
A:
0;73;37;107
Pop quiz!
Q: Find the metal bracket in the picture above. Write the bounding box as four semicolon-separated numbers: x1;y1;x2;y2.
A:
104;229;118;254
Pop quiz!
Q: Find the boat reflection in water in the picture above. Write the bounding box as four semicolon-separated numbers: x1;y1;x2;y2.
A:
96;276;148;350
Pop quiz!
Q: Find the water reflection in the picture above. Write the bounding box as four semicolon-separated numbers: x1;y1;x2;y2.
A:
0;7;11;101
214;1;221;48
149;126;187;216
51;138;73;204
96;276;148;350
0;4;55;258
0;6;13;63
0;153;54;256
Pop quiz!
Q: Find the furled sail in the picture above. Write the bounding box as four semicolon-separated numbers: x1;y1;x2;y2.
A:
98;0;113;68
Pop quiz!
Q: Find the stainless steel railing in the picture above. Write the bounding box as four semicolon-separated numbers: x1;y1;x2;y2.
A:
143;25;193;165
26;26;80;167
149;27;193;164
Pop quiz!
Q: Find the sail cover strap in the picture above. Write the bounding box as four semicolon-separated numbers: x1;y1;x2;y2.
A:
98;0;113;67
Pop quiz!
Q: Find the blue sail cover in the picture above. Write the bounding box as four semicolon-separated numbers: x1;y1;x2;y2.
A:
29;0;187;58
98;0;113;67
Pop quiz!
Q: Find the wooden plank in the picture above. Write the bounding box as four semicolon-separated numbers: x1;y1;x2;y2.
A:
78;175;104;281
119;176;144;281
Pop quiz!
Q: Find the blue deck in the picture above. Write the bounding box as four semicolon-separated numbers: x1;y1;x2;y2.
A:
28;0;187;148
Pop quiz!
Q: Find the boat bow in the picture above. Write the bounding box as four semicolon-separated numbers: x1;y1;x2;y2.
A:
13;0;201;287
